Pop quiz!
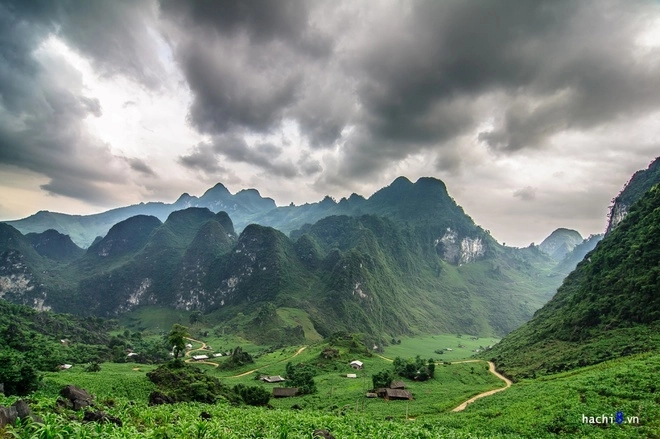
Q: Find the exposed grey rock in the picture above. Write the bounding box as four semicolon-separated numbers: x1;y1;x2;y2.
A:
59;385;94;411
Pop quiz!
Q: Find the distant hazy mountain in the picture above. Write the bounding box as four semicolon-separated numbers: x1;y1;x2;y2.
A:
607;156;660;233
5;183;275;248
553;233;603;274
539;228;583;261
6;176;522;251
486;184;660;379
0;178;562;341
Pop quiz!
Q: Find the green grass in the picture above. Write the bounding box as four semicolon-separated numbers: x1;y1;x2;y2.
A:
276;307;324;341
383;334;500;362
38;362;158;401
120;306;192;333
4;350;658;438
430;352;660;438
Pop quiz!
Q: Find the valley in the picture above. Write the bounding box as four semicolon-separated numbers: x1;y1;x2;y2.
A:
1;158;660;438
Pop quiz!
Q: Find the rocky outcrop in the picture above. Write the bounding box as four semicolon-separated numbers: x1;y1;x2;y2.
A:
0;400;43;428
436;228;485;264
58;385;94;411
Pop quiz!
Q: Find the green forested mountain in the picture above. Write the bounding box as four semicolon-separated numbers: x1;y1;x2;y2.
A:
0;178;562;342
486;184;660;379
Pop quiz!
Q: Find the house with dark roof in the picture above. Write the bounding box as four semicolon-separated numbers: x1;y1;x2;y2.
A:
273;387;299;398
385;388;412;400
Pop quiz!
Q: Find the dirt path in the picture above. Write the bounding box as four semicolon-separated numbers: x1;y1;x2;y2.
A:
376;354;511;411
451;361;512;412
183;337;219;368
229;346;308;378
182;339;308;376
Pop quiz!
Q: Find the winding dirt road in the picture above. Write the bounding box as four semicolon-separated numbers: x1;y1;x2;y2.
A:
184;337;219;367
229;346;308;378
375;354;511;411
451;361;511;412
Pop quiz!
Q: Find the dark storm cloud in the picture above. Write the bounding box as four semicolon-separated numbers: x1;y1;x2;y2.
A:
166;0;660;184
3;0;164;88
159;0;312;44
178;37;301;134
0;0;161;205
159;0;343;147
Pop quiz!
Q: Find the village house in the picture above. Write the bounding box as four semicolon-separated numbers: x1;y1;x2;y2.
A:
390;380;406;389
385;388;413;400
346;373;357;378
349;360;363;370
261;375;286;383
272;388;298;398
191;354;209;361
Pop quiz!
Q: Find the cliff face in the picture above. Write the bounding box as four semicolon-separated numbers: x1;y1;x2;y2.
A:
606;157;660;234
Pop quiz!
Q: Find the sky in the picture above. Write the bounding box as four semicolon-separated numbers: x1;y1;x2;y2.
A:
1;0;660;247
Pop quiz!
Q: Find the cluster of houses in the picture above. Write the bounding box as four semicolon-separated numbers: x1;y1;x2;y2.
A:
368;380;413;400
267;359;412;401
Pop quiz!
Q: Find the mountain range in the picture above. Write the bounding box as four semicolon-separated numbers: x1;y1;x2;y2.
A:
0;177;564;344
2;156;659;346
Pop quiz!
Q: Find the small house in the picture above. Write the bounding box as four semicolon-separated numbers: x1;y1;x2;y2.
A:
213;353;223;358
390;380;406;389
385;388;412;400
262;375;286;383
346;373;357;378
273;387;298;398
185;343;193;349
192;354;209;361
445;348;453;351
349;360;363;370
366;392;378;398
59;364;73;370
127;352;139;357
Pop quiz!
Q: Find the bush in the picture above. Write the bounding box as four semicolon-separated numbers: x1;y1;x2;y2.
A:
285;362;317;395
233;384;271;406
0;351;40;396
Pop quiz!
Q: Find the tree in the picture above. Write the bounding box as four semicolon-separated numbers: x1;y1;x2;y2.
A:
189;311;202;325
167;324;189;360
372;369;395;389
285;362;317;395
0;351;40;396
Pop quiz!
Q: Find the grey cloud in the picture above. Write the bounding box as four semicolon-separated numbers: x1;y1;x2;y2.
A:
178;143;227;175
125;158;156;177
178;37;301;134
160;0;342;146
179;136;299;178
0;2;151;205
513;187;538;202
159;0;312;44
4;0;164;88
297;152;322;176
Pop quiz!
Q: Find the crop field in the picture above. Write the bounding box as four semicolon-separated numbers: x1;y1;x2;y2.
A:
2;350;659;437
383;334;501;361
